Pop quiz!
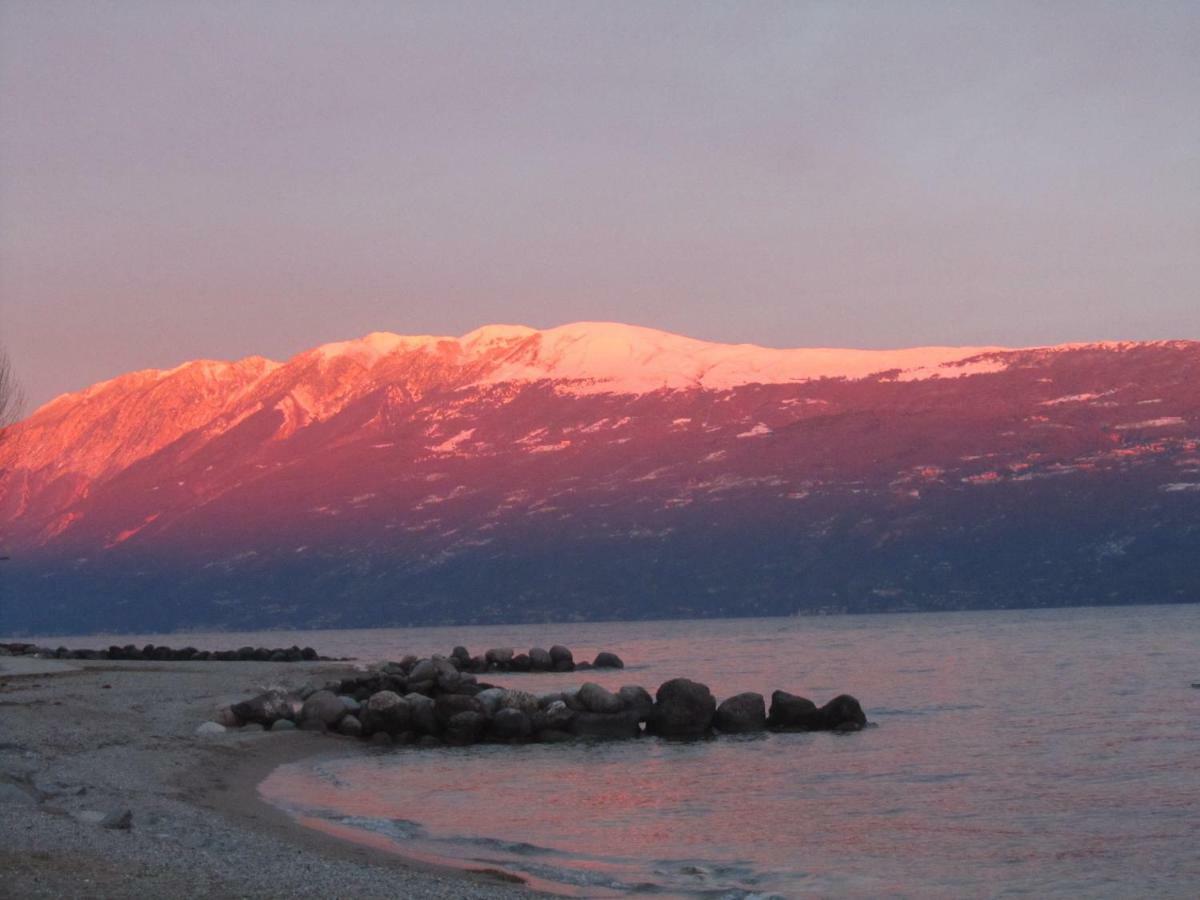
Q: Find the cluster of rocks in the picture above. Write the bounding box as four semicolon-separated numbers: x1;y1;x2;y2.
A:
435;644;622;674
0;642;337;662
209;653;866;745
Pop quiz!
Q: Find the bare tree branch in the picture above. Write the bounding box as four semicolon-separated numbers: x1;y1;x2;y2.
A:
0;345;24;437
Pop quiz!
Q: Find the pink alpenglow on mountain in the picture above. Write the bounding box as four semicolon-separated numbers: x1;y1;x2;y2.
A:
1;322;1198;633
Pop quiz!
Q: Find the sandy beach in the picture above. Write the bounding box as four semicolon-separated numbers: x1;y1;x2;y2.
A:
0;656;536;899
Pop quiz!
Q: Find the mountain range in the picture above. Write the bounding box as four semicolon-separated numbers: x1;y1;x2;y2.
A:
2;321;1198;634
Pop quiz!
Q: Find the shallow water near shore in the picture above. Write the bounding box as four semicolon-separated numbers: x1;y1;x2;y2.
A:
32;606;1200;896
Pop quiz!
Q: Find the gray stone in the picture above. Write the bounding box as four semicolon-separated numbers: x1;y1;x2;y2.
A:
767;691;821;730
549;645;574;672
300;690;346;729
649;678;715;737
593;651;624;669
337;715;364;738
363;691;411;735
475;688;507;715
528;647;553;671
617;686;655;722
194;721;227;737
403;693;438;735
444;711;486;745
541;700;575;731
214;706;241;727
578;682;623;714
484;647;514;667
339;695;361;714
231;690;294;727
269;719;297;731
408;658;437;683
434;694;487;726
490;708;533;740
714;692;767;733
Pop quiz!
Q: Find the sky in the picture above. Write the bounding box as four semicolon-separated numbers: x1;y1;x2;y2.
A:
1;1;1198;412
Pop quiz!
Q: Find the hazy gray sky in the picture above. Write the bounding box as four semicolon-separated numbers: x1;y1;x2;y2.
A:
2;0;1198;410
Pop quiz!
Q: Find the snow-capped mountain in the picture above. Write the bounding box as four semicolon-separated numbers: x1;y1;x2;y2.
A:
2;322;1198;633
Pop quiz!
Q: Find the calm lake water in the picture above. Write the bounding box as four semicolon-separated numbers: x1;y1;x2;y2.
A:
43;606;1200;897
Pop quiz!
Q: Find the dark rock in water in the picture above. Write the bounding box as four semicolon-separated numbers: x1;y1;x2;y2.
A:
819;694;867;730
832;720;863;733
475;688;507;715
490;708;533;740
299;690;346;730
528;647;553;671
714;692;767;733
617;686;655;722
301;647;318;661
649;678;715;737
451;646;471;666
540;700;575;731
363;691;411;735
485;648;514;668
767;690;821;730
231;690;294;727
575;661;593;671
570;710;641;739
593;651;624;669
269;650;288;662
468;655;488;673
434;693;487;726
561;687;587;713
549;645;574;672
408;658;436;683
578;682;623;714
445;711;487;745
511;653;531;672
337;715;364;738
404;693;438;735
406;679;435;697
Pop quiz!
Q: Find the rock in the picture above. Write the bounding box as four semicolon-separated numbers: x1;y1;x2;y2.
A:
499;689;540;717
231;690;294;727
578;682;623;714
100;808;133;830
301;647;318;661
475;688;507;715
818;694;868;730
561;687;586;712
593;652;624;669
339;696;361;714
408;658;437;683
570;710;641;739
485;648;514;668
616;685;654;719
363;691;411;735
510;653;531;672
767;691;822;731
528;647;553;671
451;646;471;666
541;700;575;731
300;690;346;729
195;721;227;737
490;708;533;740
650;678;715;737
270;719;297;731
214;706;242;728
404;693;438;735
337;715;364;738
537;691;565;708
549;645;574;672
434;693;487;726
714;692;767;733
444;711;487;745
575;661;593;671
433;657;461;690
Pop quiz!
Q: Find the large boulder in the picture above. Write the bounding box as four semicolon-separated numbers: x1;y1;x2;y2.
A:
435;693;487;726
408;658;437;683
444;711;487;745
528;647;553;671
578;682;623;715
231;690;295;727
363;691;411;735
714;692;767;733
560;687;587;712
433;657;461;691
337;715;363;738
617;686;654;722
299;690;346;730
649;679;715;737
499;689;540;717
549;645;575;672
490;708;533;740
819;694;867;731
484;648;514;668
403;693;438;735
570;710;641;739
767;691;822;730
451;646;471;667
539;700;575;732
474;688;507;715
593;652;624;669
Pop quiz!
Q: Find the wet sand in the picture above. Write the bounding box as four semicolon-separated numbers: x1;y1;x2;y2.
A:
0;656;537;898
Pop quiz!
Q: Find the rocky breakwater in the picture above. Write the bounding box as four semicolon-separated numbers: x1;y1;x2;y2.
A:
442;644;624;674
203;652;867;745
0;642;339;662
